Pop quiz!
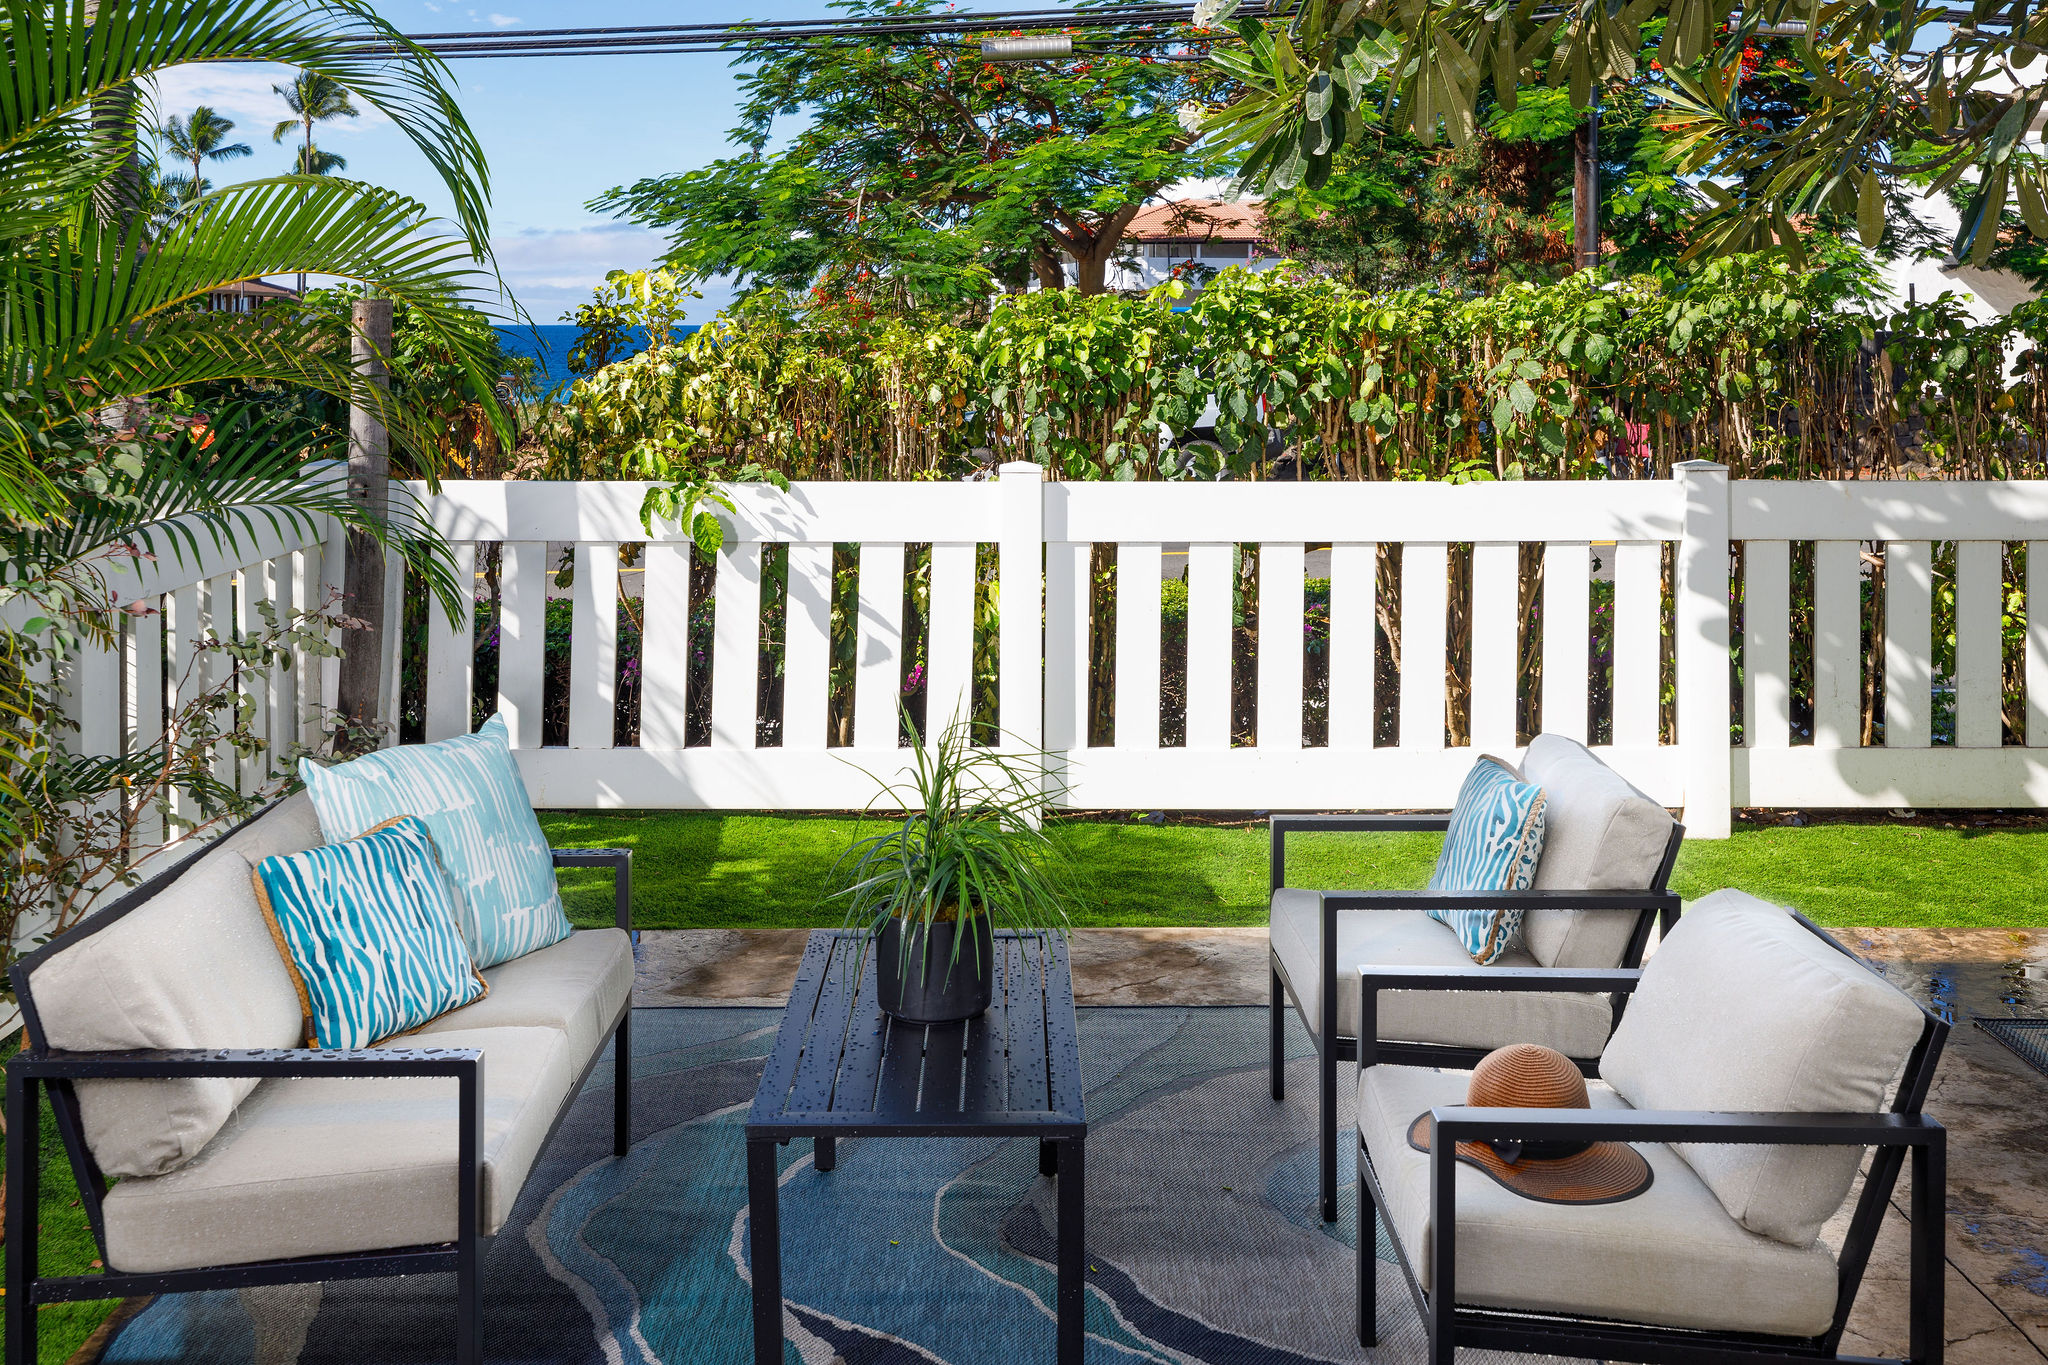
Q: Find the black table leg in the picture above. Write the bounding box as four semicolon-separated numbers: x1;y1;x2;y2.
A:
1039;1138;1058;1177
1056;1136;1085;1365
747;1137;784;1365
816;1135;835;1172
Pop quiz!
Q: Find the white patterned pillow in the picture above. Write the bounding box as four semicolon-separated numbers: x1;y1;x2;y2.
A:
1425;754;1547;964
302;714;571;968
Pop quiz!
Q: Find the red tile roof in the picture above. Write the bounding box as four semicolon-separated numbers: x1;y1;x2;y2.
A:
1124;198;1268;243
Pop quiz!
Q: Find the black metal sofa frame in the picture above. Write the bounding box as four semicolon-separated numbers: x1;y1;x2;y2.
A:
1268;812;1686;1221
4;827;634;1365
1354;908;1951;1365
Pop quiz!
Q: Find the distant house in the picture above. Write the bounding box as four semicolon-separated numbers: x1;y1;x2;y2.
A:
1059;197;1281;293
207;278;298;313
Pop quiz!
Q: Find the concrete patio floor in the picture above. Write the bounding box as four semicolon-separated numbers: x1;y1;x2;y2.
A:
634;924;2048;1365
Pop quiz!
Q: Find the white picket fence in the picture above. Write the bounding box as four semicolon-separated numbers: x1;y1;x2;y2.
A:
384;462;2048;839
48;463;2048;858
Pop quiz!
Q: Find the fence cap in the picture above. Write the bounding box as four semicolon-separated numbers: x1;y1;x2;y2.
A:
999;460;1045;478
1673;459;1729;473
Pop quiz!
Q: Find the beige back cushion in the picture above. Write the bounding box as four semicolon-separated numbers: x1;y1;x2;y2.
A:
1518;733;1675;968
215;789;325;865
1600;890;1927;1247
31;815;315;1178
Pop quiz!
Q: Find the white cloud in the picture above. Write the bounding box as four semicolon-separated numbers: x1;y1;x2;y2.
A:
484;221;673;320
146;62;390;140
488;13;520;27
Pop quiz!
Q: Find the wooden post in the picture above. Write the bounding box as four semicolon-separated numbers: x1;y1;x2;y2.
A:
1573;102;1600;271
337;298;393;753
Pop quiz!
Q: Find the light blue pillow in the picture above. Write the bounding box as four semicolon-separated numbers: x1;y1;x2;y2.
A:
302;714;571;969
1426;755;1547;965
251;816;486;1048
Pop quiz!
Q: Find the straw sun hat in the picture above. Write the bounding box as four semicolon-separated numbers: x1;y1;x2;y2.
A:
1406;1043;1654;1205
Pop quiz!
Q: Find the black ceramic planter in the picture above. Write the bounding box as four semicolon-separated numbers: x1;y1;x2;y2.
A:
877;914;995;1023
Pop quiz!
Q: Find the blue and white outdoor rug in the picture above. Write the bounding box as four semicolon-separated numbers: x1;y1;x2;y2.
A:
98;1006;1467;1365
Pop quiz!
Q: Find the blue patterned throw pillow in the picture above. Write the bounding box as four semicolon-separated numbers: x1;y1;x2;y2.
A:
1426;755;1547;965
303;714;571;969
252;816;486;1048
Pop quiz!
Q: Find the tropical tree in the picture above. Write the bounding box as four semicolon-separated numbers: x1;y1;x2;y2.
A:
157;103;251;204
1;0;503;976
594;0;1236;305
272;69;361;288
1194;0;2048;267
292;142;347;177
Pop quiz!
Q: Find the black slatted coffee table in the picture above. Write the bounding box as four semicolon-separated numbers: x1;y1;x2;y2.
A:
746;929;1087;1365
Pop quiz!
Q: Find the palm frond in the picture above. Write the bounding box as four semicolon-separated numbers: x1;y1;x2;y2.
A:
2;402;464;619
4;178;507;463
0;0;491;249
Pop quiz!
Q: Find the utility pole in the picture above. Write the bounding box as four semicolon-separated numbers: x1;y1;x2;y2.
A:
336;298;394;753
1573;101;1600;271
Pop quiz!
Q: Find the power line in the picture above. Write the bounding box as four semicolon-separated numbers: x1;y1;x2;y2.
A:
324;3;2007;61
345;4;1255;58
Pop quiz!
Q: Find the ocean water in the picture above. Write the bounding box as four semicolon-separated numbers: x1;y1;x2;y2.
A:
493;323;699;389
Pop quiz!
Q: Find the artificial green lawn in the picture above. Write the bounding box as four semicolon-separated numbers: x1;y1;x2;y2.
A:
1;1035;118;1365
540;811;2048;930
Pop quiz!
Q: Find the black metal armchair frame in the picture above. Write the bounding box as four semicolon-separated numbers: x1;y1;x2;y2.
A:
1268;813;1685;1221
1354;912;1951;1365
4;823;635;1365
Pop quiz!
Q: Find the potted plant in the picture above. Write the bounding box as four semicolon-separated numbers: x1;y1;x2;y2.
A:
828;713;1072;1023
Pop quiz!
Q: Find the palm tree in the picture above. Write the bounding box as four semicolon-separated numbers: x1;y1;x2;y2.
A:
292;142;348;176
272;70;361;289
0;0;500;895
157;104;251;196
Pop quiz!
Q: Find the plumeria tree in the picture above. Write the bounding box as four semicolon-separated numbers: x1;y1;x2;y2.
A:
1194;0;2048;266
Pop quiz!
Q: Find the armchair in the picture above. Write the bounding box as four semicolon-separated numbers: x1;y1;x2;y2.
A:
1269;734;1684;1222
1354;893;1950;1365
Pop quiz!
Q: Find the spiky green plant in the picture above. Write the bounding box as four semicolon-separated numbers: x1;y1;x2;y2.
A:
828;712;1074;986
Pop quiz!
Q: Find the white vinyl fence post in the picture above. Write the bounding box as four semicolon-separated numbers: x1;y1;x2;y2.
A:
1674;460;1732;838
997;461;1046;803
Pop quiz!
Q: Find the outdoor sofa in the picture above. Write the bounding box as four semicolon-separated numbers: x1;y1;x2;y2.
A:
1356;888;1949;1365
1269;733;1685;1220
3;791;634;1365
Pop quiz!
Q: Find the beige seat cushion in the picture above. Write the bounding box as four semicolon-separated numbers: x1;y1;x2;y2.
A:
1518;734;1675;969
415;928;634;1060
214;790;326;865
1360;1063;1840;1337
1269;890;1613;1058
30;848;305;1178
102;1025;575;1273
1600;889;1927;1248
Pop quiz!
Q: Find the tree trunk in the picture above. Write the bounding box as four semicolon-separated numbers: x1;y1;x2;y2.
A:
1066;203;1144;296
1573;104;1600;271
338;298;394;754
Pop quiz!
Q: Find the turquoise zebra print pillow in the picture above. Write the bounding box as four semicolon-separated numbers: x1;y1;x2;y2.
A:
1425;755;1548;965
251;816;487;1049
302;714;571;969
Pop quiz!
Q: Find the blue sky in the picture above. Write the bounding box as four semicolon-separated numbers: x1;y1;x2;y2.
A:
149;0;843;322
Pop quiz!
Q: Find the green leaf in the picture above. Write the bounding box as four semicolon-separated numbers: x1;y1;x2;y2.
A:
691;509;725;557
